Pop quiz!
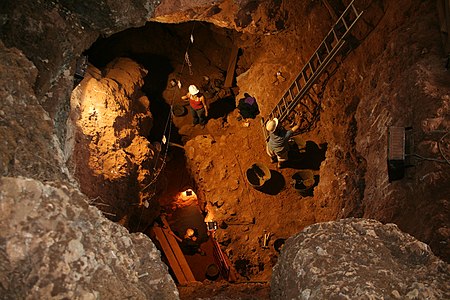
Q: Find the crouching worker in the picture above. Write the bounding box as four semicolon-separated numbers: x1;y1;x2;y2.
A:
266;118;300;169
182;85;208;127
169;228;206;256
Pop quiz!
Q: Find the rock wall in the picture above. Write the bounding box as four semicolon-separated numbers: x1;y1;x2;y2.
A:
67;58;162;230
271;218;450;299
0;39;178;299
0;177;178;299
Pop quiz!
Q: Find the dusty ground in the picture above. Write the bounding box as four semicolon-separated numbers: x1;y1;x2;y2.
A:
78;0;449;289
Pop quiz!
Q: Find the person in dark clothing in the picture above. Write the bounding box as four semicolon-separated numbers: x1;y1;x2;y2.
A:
169;228;206;256
237;93;259;119
266;118;300;169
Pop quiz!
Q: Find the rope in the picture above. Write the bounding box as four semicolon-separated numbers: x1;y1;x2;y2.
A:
141;23;197;194
234;153;257;221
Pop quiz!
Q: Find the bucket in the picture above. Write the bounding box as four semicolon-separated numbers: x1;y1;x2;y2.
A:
246;163;271;189
205;263;220;280
274;238;286;253
292;170;315;196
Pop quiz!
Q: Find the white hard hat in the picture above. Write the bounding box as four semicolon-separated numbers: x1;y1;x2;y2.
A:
188;85;199;95
266;118;279;133
185;228;195;237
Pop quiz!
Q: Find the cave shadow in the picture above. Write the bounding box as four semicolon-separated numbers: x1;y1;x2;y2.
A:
207;94;236;121
255;170;285;195
286;141;328;170
130;53;185;144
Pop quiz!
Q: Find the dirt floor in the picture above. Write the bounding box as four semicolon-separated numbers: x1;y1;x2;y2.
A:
73;0;449;288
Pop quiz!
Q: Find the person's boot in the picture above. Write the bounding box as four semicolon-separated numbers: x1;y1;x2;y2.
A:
270;156;277;163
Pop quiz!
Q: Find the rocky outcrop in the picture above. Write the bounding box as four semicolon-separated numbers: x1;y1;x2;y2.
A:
0;41;71;183
271;218;450;299
0;177;178;299
0;39;177;300
67;58;162;229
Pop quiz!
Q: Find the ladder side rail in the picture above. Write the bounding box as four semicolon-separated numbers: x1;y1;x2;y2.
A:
277;7;364;121
267;58;316;119
266;0;363;125
279;40;346;122
268;1;359;120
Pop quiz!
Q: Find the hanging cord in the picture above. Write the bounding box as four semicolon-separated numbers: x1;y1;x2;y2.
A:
141;23;197;194
179;23;196;76
438;131;450;165
234;153;257;222
405;131;450;166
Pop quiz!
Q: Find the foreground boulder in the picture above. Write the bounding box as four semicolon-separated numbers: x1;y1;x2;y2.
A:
0;177;178;299
271;218;450;299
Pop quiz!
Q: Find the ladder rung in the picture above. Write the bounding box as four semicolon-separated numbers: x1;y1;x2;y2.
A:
288;89;294;102
290;86;298;99
315;52;322;65
341;17;349;30
263;0;362;135
331;28;338;44
308;62;314;73
282;96;288;108
294;81;301;95
351;4;359;16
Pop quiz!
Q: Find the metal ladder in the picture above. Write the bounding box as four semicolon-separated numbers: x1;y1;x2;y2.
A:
263;0;364;138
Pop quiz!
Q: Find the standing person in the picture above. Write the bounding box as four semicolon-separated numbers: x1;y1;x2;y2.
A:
266;118;300;169
182;85;208;127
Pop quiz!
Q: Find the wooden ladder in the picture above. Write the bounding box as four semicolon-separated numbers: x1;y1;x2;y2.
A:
262;0;364;139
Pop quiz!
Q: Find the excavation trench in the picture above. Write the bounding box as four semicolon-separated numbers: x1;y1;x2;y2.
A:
70;21;247;282
69;20;329;283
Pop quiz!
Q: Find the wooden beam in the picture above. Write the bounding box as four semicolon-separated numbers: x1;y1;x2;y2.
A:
160;218;196;282
153;227;188;284
224;46;239;87
151;217;196;284
437;0;450;53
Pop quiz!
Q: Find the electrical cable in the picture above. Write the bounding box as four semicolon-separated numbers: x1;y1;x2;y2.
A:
438;131;450;166
407;153;446;163
405;131;450;166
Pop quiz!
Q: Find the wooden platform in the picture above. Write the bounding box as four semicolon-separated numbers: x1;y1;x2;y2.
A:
151;218;196;285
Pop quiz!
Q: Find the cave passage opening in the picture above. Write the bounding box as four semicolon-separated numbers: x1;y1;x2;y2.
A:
71;20;248;282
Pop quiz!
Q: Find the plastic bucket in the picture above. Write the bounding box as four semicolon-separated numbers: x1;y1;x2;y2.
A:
292;170;315;196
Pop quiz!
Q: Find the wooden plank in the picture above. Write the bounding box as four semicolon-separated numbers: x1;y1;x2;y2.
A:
160;218;196;282
437;0;450;53
153;227;188;284
224;46;240;87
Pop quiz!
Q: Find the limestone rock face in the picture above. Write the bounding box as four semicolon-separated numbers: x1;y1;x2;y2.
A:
67;58;162;229
0;177;178;299
0;41;70;183
271;218;450;300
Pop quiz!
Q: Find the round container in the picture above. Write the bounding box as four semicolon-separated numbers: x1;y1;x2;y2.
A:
246;163;271;189
292;170;315;196
274;238;286;253
205;263;220;281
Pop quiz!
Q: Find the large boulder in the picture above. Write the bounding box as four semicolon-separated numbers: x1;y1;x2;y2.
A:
0;177;178;299
271;218;450;299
